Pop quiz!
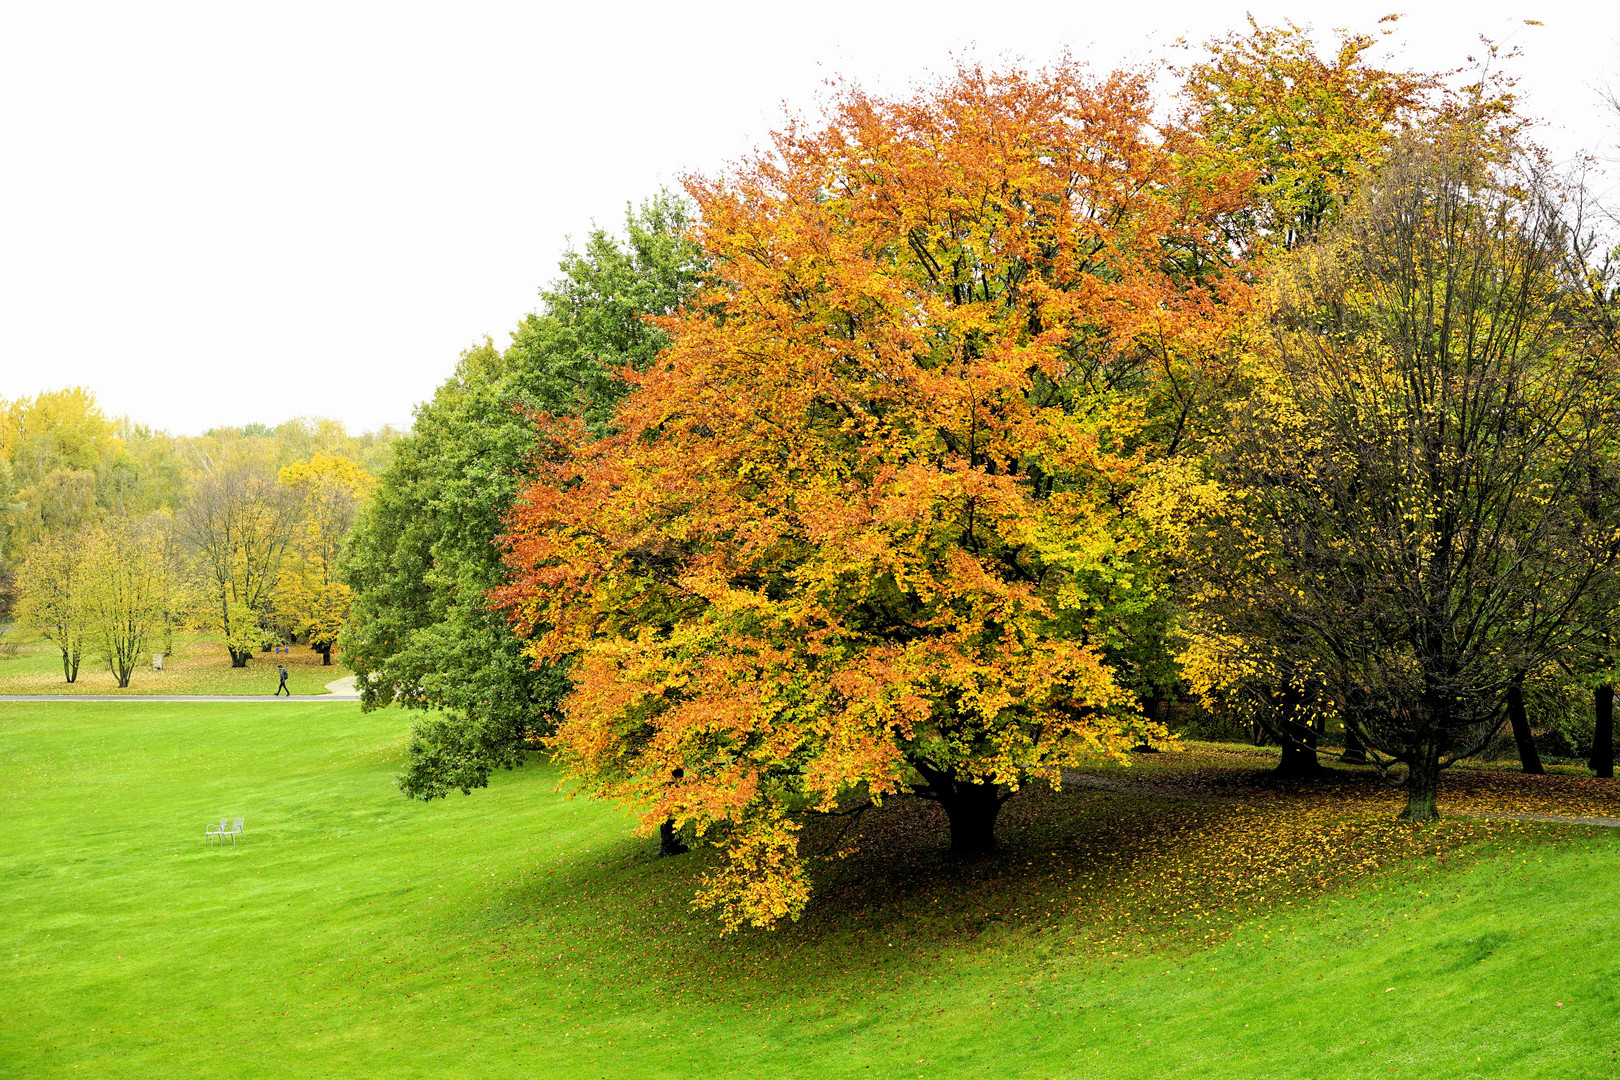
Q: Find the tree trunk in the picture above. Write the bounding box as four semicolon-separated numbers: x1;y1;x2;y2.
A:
1273;710;1321;776
1398;743;1442;822
1133;695;1163;752
1274;738;1320;776
915;763;1004;856
1506;683;1543;775
319;644;333;666
940;782;1002;856
229;649;251;668
1267;683;1323;777
1592;685;1614;779
658;818;687;857
61;649;76;683
1339;721;1368;765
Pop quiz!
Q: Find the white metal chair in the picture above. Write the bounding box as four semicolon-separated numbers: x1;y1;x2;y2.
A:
227;818;244;845
206;817;228;845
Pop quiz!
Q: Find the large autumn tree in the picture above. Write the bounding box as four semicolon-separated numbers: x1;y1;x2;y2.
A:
499;61;1251;929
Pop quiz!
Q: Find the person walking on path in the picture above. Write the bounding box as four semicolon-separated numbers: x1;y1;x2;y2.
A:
275;665;290;696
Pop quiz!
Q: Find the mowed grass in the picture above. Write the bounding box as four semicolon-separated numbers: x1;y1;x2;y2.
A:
0;633;348;695
2;702;1617;1079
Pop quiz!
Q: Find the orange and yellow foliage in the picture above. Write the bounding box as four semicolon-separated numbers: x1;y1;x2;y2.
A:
498;60;1253;929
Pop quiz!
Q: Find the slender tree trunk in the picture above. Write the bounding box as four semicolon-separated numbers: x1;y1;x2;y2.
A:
1399;741;1442;822
1339;721;1368;765
1134;695;1163;751
61;648;76;683
658;818;688;857
659;766;688;856
1592;685;1614;780
1506;683;1543;775
320;644;332;666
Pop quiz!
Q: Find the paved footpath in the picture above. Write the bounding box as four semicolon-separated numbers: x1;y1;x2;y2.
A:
0;675;360;703
0;695;359;702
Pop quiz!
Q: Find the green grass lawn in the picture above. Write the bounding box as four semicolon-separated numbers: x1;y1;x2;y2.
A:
2;701;1616;1079
0;632;348;695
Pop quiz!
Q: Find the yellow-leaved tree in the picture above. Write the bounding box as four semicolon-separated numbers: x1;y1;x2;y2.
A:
81;518;172;688
16;532;90;682
275;454;373;664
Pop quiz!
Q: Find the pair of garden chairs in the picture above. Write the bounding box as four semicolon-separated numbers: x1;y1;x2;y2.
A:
206;818;244;845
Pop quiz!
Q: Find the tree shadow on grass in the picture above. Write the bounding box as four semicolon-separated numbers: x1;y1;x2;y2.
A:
478;762;1560;1010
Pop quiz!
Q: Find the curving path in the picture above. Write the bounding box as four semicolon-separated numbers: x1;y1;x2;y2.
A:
0;674;361;703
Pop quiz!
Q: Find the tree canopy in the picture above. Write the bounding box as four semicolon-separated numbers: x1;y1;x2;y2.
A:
498;60;1264;929
1168;131;1620;818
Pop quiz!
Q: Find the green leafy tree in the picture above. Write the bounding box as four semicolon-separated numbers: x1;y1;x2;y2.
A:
100;421;185;519
0;457;18;599
506;191;707;432
1179;17;1527;256
340;192;705;799
1179;17;1438;252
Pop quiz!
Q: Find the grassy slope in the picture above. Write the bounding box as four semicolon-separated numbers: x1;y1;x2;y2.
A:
0;634;347;695
1;701;1615;1079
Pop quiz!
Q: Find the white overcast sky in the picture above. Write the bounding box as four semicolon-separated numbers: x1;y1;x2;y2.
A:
2;1;1617;436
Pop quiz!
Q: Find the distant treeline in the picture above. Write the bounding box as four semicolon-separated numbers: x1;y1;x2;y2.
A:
0;392;399;684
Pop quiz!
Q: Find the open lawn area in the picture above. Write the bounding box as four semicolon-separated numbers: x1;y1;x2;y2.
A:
2;701;1618;1079
0;633;349;696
